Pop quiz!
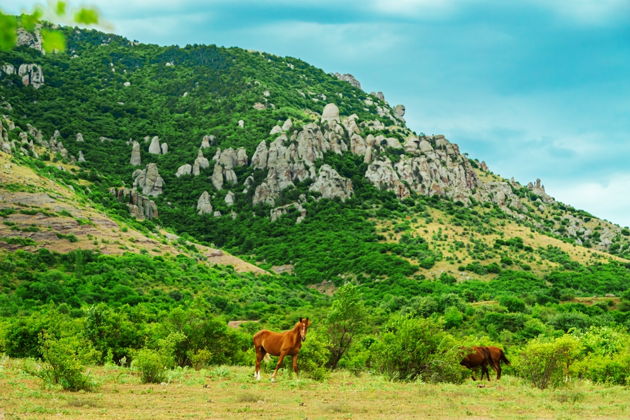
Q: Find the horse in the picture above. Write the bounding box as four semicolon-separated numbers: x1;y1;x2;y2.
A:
484;346;510;380
460;346;510;381
460;346;492;381
253;317;311;381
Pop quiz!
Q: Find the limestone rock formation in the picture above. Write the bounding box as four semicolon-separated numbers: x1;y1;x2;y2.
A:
281;118;293;132
16;27;43;52
309;164;353;201
365;158;410;199
211;164;224;190
161;143;168;154
175;164;192;177
194;149;210;171
197;191;213;215
270;202;307;224
148;136;161;154
18;64;44;89
76;133;84;142
201;135;214;148
109;187;158;219
130;141;141;166
321;103;340;123
133;163;164;197
394;104;406;120
225;191;235;206
78;151;86;163
333;73;361;89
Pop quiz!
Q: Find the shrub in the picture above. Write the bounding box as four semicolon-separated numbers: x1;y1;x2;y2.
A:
515;335;581;389
295;330;330;381
369;316;467;383
38;335;96;391
189;349;213;370
133;349;168;383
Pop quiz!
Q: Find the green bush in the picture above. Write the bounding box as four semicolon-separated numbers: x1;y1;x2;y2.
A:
133;349;169;383
38;335;96;391
515;335;581;389
369;316;467;383
295;330;330;381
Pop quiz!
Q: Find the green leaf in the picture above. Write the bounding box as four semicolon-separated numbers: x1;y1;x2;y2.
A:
42;29;66;53
21;9;43;31
55;1;67;16
0;13;17;51
74;8;99;25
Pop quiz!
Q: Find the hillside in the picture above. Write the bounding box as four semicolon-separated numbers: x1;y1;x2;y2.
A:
0;22;629;391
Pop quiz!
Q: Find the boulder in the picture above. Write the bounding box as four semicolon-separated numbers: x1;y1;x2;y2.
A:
161;143;168;154
281;118;293;131
225;191;235;206
238;120;245;128
236;147;248;166
321;103;340;123
133;163;164;197
148;136;161;154
251;141;268;169
211;164;224;190
201;135;213;148
175;164;192;177
18;64;44;89
194;149;210;170
197;191;213;215
76;133;84;142
394;104;406;119
309;164;353;201
333;73;361;89
78;151;86;163
270;125;283;135
130;141;141;166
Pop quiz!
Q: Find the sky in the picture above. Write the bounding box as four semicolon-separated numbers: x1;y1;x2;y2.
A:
6;0;630;227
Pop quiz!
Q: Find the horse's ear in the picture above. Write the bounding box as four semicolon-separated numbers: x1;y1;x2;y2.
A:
299;317;303;323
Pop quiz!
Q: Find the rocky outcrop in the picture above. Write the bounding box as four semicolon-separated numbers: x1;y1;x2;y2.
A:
76;133;84;142
527;179;554;203
309;165;353;201
130;141;141;166
175;164;192;177
197;191;213;215
78;151;86;163
133;163;164;197
321;103;340;123
270;202;307;224
161;143;168;154
365;158;410;199
333;73;361;89
225;191;235;206
394;104;405;120
18;64;44;89
201;135;214;148
148;136;161;154
109;187;158;219
194;149;210;171
16;27;43;52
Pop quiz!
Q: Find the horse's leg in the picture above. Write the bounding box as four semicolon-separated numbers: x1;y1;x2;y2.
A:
254;347;266;380
470;369;477;381
494;359;502;380
292;354;299;377
482;364;490;381
272;352;286;382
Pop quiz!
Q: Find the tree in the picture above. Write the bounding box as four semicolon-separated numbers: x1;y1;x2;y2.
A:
324;283;369;369
0;1;99;52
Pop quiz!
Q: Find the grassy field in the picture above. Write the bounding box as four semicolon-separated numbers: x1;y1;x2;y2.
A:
1;358;629;419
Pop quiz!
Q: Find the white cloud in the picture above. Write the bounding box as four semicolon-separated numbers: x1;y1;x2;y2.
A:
547;174;630;228
526;0;630;25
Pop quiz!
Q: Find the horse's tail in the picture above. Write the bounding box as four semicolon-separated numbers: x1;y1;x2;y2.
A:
500;350;510;365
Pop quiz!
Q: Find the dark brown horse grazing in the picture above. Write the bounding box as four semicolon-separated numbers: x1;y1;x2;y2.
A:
484;346;510;380
460;346;492;381
253;318;311;381
460;346;510;381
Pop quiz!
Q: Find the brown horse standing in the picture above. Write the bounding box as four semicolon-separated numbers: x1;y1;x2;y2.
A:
460;346;510;380
253;318;311;381
460;346;492;381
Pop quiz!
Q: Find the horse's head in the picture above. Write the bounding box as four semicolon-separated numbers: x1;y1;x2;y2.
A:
298;317;311;342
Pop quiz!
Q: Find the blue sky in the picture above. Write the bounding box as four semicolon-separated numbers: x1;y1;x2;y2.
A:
7;0;630;227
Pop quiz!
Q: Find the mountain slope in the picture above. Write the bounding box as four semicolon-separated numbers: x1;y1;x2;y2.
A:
0;24;628;286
